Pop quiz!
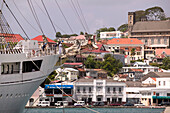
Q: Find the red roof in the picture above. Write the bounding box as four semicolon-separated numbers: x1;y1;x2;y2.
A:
119;74;128;78
0;33;24;42
64;63;83;66
77;68;85;72
81;44;110;53
107;38;144;45
130;69;144;72
31;35;56;43
151;78;156;82
155;49;170;56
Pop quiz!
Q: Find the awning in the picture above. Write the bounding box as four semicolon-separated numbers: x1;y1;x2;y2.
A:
152;96;170;99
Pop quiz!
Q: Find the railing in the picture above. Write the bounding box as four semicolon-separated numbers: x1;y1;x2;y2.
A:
0;49;22;54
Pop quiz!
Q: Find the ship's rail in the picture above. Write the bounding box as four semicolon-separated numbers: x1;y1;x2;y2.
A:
0;49;23;54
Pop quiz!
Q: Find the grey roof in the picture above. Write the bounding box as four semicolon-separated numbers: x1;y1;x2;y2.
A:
76;78;124;83
141;72;170;81
125;81;156;87
132;20;170;32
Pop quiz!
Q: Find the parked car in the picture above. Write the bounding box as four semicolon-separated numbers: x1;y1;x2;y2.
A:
93;102;105;106
134;103;145;106
74;101;85;106
158;102;170;106
109;103;122;106
55;101;68;106
123;103;134;106
37;101;50;107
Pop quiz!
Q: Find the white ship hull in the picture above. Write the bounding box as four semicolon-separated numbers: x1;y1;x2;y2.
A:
0;53;60;113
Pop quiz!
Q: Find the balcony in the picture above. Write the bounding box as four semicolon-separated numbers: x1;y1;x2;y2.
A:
96;91;104;95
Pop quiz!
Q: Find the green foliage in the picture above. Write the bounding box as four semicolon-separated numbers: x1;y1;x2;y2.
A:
84;55;97;69
135;10;146;22
56;32;62;38
96;27;116;38
80;31;84;35
102;54;123;76
131;48;136;56
149;62;160;67
161;57;170;70
145;6;166;20
84;54;123;76
117;24;128;32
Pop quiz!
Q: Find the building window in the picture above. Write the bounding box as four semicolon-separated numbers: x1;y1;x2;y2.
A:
145;39;148;45
164;81;166;86
113;87;116;93
156;93;159;96
159;81;161;86
158;38;160;44
83;87;86;93
89;87;91;93
119;88;121;93
151;38;154;44
107;87;110;93
164;38;167;45
167;93;170;96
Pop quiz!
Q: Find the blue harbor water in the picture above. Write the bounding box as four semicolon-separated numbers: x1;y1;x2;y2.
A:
24;108;165;113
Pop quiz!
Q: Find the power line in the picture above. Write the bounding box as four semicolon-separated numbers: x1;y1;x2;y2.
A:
3;0;30;40
69;0;87;33
54;0;74;33
33;0;66;34
13;0;41;34
76;0;90;33
27;0;44;35
41;0;57;34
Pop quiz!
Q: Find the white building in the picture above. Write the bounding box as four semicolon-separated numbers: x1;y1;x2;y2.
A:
100;31;123;39
123;62;159;75
55;68;78;81
74;79;126;104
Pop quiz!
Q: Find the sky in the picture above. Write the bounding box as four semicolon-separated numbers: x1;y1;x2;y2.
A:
1;0;170;39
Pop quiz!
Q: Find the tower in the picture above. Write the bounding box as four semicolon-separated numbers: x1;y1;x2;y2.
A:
128;12;135;37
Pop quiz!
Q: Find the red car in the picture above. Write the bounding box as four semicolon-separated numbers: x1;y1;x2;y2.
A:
109;103;121;106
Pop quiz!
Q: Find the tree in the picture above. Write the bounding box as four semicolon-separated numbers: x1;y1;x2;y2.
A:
102;54;123;76
80;31;84;35
108;27;116;31
131;48;136;56
56;32;62;38
117;24;128;32
135;10;146;22
145;6;166;20
161;57;170;70
84;55;97;69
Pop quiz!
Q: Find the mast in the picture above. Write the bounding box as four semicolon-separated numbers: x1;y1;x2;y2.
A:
0;10;18;51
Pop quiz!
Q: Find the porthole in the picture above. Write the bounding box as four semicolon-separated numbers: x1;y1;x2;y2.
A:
6;94;8;98
10;94;13;98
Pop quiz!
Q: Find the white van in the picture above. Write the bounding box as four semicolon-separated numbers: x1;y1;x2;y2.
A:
37;101;50;107
74;101;85;106
55;101;68;106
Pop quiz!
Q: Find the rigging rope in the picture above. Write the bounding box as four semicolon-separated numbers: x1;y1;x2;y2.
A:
27;0;44;35
13;0;41;34
54;0;74;33
3;0;30;40
41;0;57;34
33;0;66;34
76;0;90;33
69;0;87;33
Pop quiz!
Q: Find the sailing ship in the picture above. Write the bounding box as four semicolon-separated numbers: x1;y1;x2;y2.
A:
0;3;60;113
